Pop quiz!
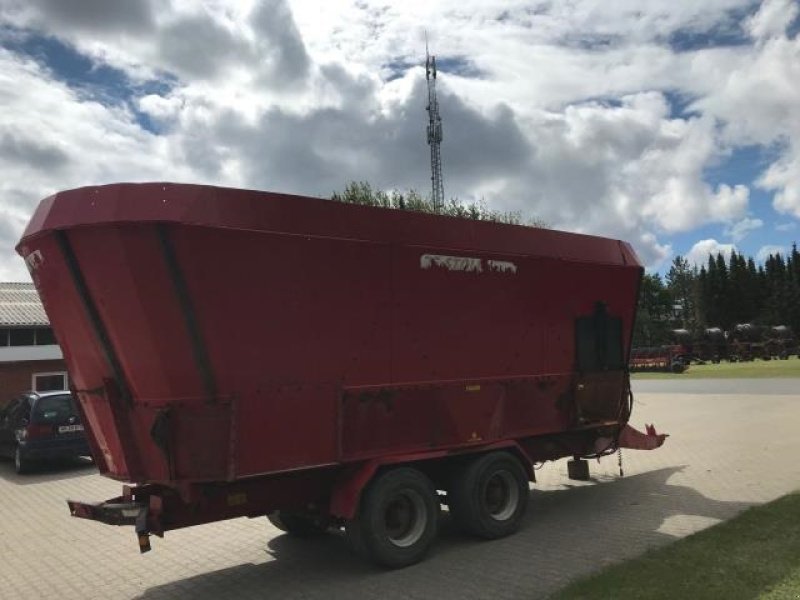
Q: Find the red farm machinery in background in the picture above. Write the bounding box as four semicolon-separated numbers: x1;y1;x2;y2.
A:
629;346;687;373
18;183;666;568
630;322;798;372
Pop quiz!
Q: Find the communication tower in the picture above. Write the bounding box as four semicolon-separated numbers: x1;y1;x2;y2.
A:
425;42;444;211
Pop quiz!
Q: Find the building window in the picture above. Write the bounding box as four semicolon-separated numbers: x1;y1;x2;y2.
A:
33;372;69;392
10;328;35;346
35;327;56;345
0;327;56;347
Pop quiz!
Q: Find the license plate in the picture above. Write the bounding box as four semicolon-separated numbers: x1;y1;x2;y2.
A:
58;424;84;433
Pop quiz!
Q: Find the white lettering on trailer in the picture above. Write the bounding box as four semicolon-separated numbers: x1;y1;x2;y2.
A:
487;260;517;274
420;254;483;273
24;249;44;272
420;255;517;275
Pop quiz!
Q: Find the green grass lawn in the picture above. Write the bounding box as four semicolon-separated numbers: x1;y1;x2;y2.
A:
552;492;800;600
632;357;800;379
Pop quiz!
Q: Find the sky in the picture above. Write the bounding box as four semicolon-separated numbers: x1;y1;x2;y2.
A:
0;0;799;281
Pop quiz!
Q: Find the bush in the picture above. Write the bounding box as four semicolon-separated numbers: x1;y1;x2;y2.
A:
331;181;547;228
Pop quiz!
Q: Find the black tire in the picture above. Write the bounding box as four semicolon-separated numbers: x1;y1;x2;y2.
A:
267;511;329;537
345;467;439;568
14;446;31;475
448;451;529;539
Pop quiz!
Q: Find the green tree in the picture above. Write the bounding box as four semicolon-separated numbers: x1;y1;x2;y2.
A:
714;253;732;329
704;254;721;327
665;255;695;329
688;247;799;333
695;264;708;327
787;244;800;334
633;274;673;347
727;251;753;325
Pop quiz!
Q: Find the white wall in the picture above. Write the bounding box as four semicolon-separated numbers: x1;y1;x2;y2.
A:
0;345;63;362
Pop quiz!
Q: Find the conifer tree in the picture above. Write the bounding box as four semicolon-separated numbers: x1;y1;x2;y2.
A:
666;255;694;329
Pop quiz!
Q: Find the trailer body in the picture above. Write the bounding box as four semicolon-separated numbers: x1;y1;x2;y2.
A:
18;183;660;562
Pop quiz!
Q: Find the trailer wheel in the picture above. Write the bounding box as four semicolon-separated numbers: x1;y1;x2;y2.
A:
345;467;439;568
268;511;329;537
448;451;529;539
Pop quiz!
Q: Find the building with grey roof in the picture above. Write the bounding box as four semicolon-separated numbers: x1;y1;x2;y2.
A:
0;282;67;405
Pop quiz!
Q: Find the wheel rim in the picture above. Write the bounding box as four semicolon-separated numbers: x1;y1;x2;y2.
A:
384;490;427;548
484;470;519;521
14;448;21;471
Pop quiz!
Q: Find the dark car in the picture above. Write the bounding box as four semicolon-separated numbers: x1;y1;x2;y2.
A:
0;391;91;474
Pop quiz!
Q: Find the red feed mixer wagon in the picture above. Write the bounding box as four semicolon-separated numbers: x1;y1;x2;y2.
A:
17;183;666;568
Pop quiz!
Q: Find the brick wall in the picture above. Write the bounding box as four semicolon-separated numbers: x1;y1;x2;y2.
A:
0;359;68;408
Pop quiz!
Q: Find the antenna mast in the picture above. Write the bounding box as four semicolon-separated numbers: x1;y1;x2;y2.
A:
425;39;444;212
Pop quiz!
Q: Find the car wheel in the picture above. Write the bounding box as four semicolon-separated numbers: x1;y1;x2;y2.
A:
345;467;440;568
14;446;31;475
448;451;530;539
267;511;329;536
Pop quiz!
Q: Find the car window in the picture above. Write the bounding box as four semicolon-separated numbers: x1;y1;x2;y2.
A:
32;395;76;423
0;399;13;419
5;398;31;426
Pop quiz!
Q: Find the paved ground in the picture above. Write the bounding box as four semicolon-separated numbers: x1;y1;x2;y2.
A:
632;377;800;395
2;384;799;600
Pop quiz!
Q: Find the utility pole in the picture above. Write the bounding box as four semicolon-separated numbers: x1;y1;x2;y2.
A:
425;39;444;212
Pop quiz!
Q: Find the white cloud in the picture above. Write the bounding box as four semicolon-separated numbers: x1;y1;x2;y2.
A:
686;239;737;267
137;93;184;123
638;232;673;270
508;95;749;245
760;150;800;218
757;244;788;261
724;216;764;241
1;0;799;278
0;49;196;281
688;28;800;220
746;0;800;40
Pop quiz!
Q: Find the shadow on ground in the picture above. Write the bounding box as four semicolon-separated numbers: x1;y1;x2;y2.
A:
0;456;96;485
137;466;754;600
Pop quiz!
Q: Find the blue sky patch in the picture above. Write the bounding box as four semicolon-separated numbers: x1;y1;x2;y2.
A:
662;89;699;119
558;33;621;51
0;26;174;134
382;57;416;82
660;144;794;273
787;11;800;38
434;56;484;78
383;55;484;82
704;144;773;188
666;3;758;52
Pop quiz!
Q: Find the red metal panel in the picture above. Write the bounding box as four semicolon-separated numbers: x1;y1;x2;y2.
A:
502;375;573;438
163;225;394;475
390;245;534;381
341;387;439;458
17;183;644;488
233;385;338;476
66;225;209;402
18;235;132;478
168;402;232;481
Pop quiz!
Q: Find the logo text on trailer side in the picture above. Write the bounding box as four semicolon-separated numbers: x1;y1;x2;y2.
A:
420;254;517;274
